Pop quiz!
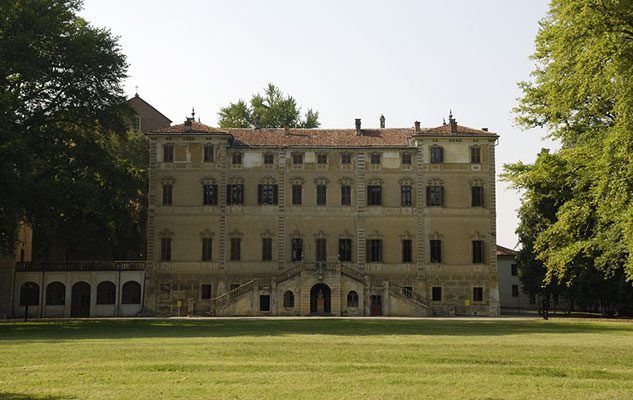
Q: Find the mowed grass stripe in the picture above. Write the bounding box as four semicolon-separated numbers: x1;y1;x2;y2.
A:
0;319;632;399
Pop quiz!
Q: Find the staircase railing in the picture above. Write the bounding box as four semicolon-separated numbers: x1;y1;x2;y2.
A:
390;283;428;308
339;264;365;283
276;263;302;283
214;280;255;308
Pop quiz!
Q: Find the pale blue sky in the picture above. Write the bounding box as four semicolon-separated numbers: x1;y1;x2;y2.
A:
81;0;559;248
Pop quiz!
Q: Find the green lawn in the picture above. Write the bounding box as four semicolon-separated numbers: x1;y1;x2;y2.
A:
0;318;632;399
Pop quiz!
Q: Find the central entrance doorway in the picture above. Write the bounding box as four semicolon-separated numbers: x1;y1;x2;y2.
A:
310;283;331;314
71;281;91;317
370;295;382;316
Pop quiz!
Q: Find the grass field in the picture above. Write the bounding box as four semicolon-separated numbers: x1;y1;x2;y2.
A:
0;318;632;399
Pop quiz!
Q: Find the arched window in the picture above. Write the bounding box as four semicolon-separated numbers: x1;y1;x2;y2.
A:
46;282;65;305
96;281;116;305
347;291;359;308
20;282;39;306
122;281;141;304
283;291;294;309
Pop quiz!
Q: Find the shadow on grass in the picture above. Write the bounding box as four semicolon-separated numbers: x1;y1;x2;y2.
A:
0;318;631;341
0;393;73;400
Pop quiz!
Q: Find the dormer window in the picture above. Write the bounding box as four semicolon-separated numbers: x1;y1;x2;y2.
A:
401;153;412;165
232;153;243;165
204;144;214;162
263;153;274;165
430;146;444;164
292;153;304;165
163;144;174;163
470;146;481;164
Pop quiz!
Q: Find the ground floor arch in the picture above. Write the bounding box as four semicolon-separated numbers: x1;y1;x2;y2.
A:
71;281;91;317
310;283;331;314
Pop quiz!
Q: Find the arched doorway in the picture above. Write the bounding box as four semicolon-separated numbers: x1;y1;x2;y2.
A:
310;283;331;314
71;282;91;317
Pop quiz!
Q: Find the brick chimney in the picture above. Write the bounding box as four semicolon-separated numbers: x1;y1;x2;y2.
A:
355;118;361;135
380;115;385;129
449;110;457;133
414;121;421;132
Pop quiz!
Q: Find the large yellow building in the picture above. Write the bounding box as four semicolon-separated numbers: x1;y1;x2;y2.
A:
144;113;500;316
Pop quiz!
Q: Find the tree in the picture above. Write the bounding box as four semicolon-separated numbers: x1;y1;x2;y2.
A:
0;0;143;259
504;0;633;314
218;83;320;129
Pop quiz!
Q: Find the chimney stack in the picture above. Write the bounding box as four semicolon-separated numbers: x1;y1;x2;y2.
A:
380;115;385;129
482;128;488;132
355;118;361;135
414;121;421;132
448;110;457;133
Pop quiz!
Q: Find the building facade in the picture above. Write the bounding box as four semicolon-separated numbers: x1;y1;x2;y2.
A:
144;114;500;316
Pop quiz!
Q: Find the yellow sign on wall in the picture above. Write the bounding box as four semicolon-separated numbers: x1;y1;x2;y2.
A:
176;300;182;308
465;300;471;306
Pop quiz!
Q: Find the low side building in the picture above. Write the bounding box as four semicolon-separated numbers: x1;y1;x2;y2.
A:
0;224;32;318
496;244;534;310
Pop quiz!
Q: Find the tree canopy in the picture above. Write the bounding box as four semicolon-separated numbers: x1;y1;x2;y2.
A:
0;0;144;260
503;0;633;314
218;83;320;129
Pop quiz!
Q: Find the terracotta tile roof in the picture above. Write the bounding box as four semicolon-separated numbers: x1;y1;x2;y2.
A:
227;128;416;148
426;123;494;135
154;121;229;134
496;245;518;257
150;121;496;147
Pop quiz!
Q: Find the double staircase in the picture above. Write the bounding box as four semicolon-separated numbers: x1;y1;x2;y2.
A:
212;262;428;314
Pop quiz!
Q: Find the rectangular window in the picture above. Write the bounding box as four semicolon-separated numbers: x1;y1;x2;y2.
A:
366;239;383;262
341;153;352;164
291;238;303;261
262;238;273;261
341;185;352;205
317;154;328;164
367;185;382;206
292;153;304;165
401;185;412;206
232;153;242;165
472;240;483;264
472;186;484;207
471;146;481;164
402;239;413;263
201;238;212;261
432;287;442;301
292;184;302;205
401;153;412;165
430;240;442;263
203;144;214;162
316;185;327;205
338;239;352;262
370;153;381;164
162;184;173;205
315;239;327;262
163;144;174;163
511;263;518;276
430;146;444;163
203;184;218;205
160;237;171;261
259;295;270;311
201;284;212;300
226;184;244;205
230;238;241;261
512;284;519;298
473;287;484;302
258;184;278;205
426;186;443;206
263;153;274;165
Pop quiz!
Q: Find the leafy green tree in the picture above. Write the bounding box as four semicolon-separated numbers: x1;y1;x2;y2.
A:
505;0;633;314
218;83;320;129
0;0;143;259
